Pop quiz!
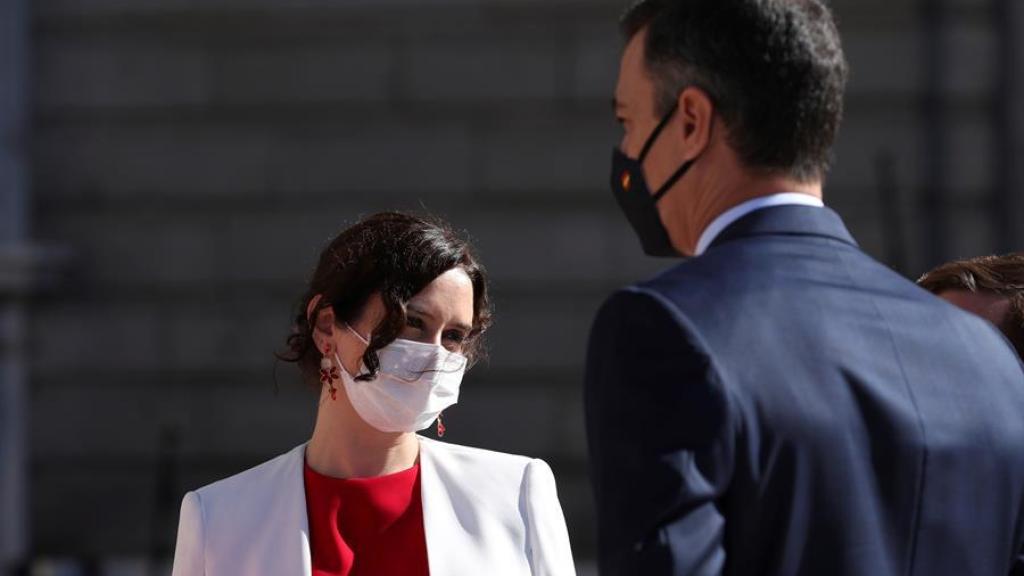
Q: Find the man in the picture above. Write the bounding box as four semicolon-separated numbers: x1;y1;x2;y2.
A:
584;1;1024;575
919;253;1024;358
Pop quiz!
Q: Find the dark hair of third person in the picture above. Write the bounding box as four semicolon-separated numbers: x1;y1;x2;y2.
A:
277;212;492;385
918;253;1024;358
620;0;849;182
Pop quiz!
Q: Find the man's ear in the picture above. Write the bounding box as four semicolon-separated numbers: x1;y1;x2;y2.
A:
676;86;715;158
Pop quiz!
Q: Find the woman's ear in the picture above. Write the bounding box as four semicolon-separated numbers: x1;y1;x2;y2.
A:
306;294;336;352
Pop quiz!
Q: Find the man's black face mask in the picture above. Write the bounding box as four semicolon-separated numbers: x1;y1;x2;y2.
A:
610;101;706;258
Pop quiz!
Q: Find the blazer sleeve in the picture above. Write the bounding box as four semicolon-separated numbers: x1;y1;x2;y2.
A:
171;491;206;576
584;288;735;576
522;458;577;576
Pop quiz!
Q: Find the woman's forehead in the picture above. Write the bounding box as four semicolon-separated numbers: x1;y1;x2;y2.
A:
409;269;475;320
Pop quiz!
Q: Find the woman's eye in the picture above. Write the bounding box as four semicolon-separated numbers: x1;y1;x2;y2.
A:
406;316;425;329
443;330;466;344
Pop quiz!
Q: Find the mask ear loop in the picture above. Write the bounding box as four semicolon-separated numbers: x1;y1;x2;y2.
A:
651;158;698;202
339;323;376;381
346;324;370;345
638;102;680;162
634;101;691;202
651;120;714;202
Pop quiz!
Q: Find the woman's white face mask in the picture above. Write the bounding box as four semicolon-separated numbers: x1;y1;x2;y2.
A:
337;325;466;433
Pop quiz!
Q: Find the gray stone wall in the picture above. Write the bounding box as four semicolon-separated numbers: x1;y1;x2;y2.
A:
25;0;1018;568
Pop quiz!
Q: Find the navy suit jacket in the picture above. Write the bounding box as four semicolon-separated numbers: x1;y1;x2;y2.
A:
585;205;1024;576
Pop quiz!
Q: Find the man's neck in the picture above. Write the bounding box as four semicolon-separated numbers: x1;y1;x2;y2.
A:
679;172;822;255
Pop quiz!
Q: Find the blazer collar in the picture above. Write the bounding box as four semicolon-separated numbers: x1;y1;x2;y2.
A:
707;204;858;252
276;437;470;576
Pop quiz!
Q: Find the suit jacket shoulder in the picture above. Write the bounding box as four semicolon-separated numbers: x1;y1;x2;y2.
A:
587;206;1024;575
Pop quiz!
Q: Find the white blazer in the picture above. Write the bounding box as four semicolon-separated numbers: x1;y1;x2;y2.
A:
171;436;576;576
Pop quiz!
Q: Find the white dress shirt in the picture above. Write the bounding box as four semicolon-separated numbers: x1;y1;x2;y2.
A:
694;192;825;256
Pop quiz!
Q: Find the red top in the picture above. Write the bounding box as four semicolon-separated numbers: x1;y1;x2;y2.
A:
303;460;430;576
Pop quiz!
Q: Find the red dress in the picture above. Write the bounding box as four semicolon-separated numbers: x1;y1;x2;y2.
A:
303;460;430;576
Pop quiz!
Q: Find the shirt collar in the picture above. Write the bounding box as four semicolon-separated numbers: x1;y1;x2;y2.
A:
694;193;825;256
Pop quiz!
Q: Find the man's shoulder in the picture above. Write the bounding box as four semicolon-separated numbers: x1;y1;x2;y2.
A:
603;239;953;350
635;234;923;307
591;278;710;360
592;255;754;340
611;254;758;324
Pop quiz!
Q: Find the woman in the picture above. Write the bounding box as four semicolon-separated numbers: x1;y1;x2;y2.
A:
171;212;576;576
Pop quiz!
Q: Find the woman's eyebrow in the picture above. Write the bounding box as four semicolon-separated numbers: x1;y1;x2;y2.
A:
407;304;434;320
408;304;472;332
449;321;473;333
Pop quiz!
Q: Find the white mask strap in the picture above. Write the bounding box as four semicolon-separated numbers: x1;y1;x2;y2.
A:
346;323;370;345
334;352;361;381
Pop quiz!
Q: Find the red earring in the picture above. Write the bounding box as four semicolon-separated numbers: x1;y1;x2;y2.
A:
436;412;446;438
319;343;340;401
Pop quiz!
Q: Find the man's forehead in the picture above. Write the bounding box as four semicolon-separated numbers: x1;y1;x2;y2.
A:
615;31;651;108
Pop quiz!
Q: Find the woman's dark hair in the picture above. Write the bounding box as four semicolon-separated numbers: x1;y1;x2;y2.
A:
918;252;1024;359
620;0;848;182
277;212;492;385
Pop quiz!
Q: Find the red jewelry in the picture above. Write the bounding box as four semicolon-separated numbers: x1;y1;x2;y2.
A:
319;344;340;401
436;412;446;438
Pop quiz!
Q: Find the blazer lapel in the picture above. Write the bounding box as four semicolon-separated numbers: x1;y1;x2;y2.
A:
287;438;515;575
264;443;313;576
418;436;490;576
